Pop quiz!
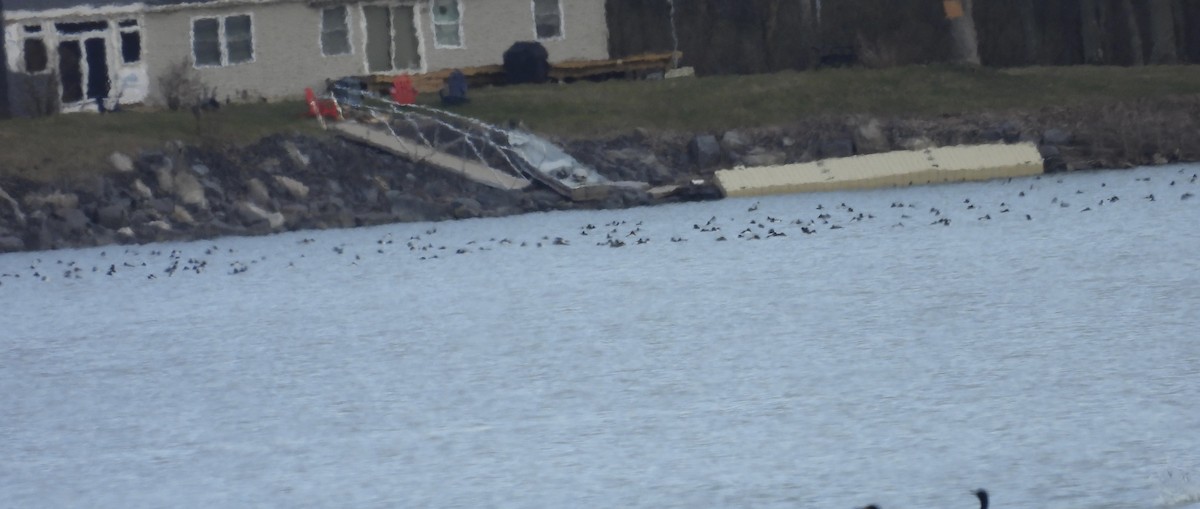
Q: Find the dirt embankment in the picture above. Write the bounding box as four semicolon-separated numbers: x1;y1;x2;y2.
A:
2;97;1199;254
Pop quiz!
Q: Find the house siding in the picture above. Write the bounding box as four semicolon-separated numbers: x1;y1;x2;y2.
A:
143;0;609;105
144;2;363;104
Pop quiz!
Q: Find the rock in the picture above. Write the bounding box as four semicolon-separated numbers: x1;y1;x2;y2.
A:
234;200;285;230
0;235;26;252
720;130;750;152
688;134;722;167
853;118;889;154
0;185;26;226
25;191;80;213
97;203;129;229
818;138;855;159
154;166;174;194
191;163;210;176
131;179;154;200
1153;153;1169;165
117;227;135;239
1042;128;1072;146
274;175;309;200
108;151;135;173
283;140;311;168
61;208;91;232
146;220;173;231
280;203;310;227
171;205;197;226
899;136;935;151
173;171;207;208
149;197;175;214
739;147;786;167
1037;144;1061;158
246;178;272;208
450;197;483;219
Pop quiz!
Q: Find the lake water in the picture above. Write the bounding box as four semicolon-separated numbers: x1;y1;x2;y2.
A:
2;164;1199;509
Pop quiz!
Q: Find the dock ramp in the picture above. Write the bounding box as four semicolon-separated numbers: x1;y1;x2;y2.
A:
319;87;645;200
331;121;531;191
715;143;1044;198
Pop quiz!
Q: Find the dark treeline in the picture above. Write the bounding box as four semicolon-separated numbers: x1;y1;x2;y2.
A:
607;0;1200;74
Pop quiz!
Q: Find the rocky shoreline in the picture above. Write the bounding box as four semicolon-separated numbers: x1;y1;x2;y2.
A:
2;96;1199;254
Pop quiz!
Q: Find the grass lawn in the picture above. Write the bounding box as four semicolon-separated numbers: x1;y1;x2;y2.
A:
3;65;1200;183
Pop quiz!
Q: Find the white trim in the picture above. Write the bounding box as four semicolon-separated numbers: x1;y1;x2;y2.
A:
319;5;353;57
189;12;256;68
530;0;565;41
429;0;464;49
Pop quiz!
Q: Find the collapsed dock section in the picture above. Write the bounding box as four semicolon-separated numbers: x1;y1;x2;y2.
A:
715;143;1045;198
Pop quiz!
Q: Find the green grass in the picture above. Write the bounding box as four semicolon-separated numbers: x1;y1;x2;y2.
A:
451;65;1200;135
0;101;321;183
3;65;1200;182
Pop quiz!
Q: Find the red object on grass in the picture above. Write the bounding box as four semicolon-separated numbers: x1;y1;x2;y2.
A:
390;75;418;105
305;88;341;120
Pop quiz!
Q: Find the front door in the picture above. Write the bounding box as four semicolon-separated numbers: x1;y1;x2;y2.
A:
84;37;111;100
57;37;111;104
58;41;84;103
363;4;422;73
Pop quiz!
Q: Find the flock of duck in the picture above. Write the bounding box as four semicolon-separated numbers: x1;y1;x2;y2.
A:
0;167;1195;285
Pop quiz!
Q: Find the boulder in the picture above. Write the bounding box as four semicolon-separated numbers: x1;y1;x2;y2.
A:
0;185;26;226
149;197;175;215
854;118;890;154
246;178;273;208
899;136;935;151
108;151;135;173
97;203;129;229
171;205;197;226
688;134;722;167
283;140;311;168
1042;128;1072;146
275;175;309;200
720;130;751;152
818;138;855;159
739;147;786;167
116;227;135;239
131;179;154;200
154;165;174;194
0;235;26;252
25;191;80;213
61;209;90;232
173;171;207;208
450;197;483;219
234;200;285;230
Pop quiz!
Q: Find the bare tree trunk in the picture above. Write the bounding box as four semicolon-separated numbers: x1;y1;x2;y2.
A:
947;0;981;65
1080;0;1104;63
1020;0;1041;65
1121;0;1144;65
1150;0;1179;63
800;0;817;68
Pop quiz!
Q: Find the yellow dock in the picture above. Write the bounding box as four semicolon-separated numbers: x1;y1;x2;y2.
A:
715;143;1044;198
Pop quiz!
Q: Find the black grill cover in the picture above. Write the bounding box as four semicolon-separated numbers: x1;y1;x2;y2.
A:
503;42;550;85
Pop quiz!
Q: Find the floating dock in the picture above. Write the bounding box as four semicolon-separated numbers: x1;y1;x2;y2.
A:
714;143;1044;198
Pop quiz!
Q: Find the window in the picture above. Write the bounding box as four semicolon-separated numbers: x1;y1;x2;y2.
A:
121;32;142;64
56;20;108;34
431;0;462;48
23;39;49;73
532;0;562;40
119;20;141;64
321;6;351;56
192;14;254;67
225;15;254;64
